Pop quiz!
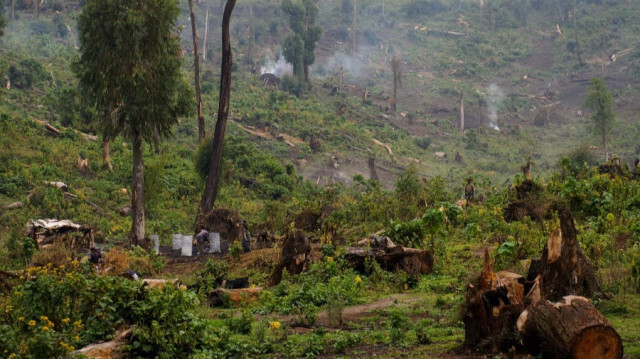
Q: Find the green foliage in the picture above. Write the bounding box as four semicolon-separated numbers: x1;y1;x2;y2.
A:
281;0;321;85
76;0;192;142
229;241;243;260
281;74;306;96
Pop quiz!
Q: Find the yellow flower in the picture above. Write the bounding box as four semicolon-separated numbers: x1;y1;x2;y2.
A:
355;275;362;284
18;317;24;322
47;321;55;328
73;320;83;329
75;336;80;342
404;283;409;290
9;354;17;359
40;315;48;322
28;320;36;327
179;285;187;291
326;256;334;263
42;326;49;331
62;318;70;324
269;321;281;330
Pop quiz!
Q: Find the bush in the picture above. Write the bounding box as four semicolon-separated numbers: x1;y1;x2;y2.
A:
414;136;432;150
281;74;305;96
8;58;47;89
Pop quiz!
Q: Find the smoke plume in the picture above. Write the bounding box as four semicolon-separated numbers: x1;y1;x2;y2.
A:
487;83;504;131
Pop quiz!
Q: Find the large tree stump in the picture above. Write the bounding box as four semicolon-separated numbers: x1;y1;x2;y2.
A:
267;229;311;286
527;210;602;301
517;296;623;359
344;236;433;276
463;249;528;354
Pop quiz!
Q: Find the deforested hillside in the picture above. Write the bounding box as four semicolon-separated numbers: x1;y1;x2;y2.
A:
1;1;640;358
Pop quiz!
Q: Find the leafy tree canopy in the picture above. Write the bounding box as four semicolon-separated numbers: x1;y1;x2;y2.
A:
75;0;192;142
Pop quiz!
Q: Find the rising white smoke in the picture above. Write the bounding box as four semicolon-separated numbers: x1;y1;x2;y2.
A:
487;83;504;131
260;53;292;77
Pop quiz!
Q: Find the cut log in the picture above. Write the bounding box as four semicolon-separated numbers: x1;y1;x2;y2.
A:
517;296;623;359
345;236;433;276
267;229;311;286
463;249;528;354
1;201;23;210
207;287;263;307
527;210;602;301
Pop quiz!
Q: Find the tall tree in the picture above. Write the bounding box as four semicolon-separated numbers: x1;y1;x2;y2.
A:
281;0;321;89
584;78;615;161
391;55;403;112
76;0;192;245
199;0;236;214
189;0;206;142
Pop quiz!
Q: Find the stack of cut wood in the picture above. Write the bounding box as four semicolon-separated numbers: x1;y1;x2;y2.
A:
463;211;622;358
345;235;433;276
27;219;94;250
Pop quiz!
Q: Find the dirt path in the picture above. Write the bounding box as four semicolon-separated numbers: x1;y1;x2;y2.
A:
279;293;422;327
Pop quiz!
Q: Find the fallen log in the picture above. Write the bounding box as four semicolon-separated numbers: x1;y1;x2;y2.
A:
527;210;602;301
71;327;132;359
345;236;433;276
463;249;528;354
517;296;623;359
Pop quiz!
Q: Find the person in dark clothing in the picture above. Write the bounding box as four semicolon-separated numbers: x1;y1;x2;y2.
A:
195;226;209;254
241;221;251;253
464;178;475;206
89;247;102;265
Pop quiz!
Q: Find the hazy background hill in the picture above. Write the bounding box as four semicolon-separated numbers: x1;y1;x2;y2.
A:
0;0;639;241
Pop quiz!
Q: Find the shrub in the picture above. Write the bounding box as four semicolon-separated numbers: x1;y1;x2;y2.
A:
281;74;305;96
8;58;47;89
229;241;243;260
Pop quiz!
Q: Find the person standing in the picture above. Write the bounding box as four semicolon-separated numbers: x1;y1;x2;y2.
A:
464;178;475;206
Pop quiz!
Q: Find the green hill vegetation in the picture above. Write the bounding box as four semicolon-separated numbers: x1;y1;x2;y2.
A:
1;0;640;358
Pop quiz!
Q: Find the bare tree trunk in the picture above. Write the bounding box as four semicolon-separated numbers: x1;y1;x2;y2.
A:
479;0;484;9
189;0;206;143
130;133;145;246
35;0;40;18
459;92;465;135
247;4;254;65
102;137;113;172
203;1;210;61
199;0;236;214
603;131;609;160
11;0;16;21
352;0;357;53
304;63;311;90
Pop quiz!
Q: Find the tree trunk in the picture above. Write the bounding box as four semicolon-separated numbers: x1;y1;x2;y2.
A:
35;0;40;18
479;0;484;9
102;137;113;172
11;0;16;21
459;92;465;135
527;210;602;301
199;0;236;214
517;296;623;359
304;63;311;90
352;0;357;53
203;1;210;61
603;131;609;161
189;0;205;143
130;133;145;246
368;153;379;181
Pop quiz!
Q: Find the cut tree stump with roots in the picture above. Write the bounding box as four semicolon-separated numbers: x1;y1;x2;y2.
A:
267;229;311;286
463;249;530;354
517;296;623;359
527;210;602;301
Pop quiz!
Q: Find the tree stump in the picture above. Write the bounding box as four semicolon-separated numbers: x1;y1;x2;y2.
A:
267;229;310;286
517;296;623;359
463;249;528;354
527;210;602;301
